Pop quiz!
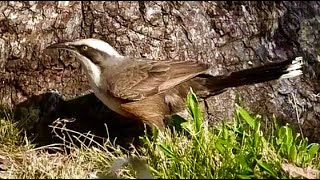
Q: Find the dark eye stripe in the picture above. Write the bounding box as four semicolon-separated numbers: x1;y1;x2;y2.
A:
75;45;111;67
80;47;102;65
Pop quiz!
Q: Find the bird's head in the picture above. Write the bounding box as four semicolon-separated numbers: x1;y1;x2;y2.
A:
46;38;124;64
45;38;125;88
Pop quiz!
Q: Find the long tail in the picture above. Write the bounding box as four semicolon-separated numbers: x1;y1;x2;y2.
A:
203;56;304;95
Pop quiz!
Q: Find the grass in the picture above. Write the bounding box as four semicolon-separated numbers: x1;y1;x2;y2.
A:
0;89;319;179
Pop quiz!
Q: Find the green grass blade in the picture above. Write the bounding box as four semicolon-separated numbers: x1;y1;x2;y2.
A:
236;105;255;129
187;88;203;133
256;159;278;178
307;143;319;158
290;145;297;162
158;144;179;161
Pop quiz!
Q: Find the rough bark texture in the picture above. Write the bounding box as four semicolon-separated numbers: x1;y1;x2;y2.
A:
0;1;320;146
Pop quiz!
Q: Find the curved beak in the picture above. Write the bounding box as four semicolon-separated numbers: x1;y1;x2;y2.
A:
45;42;77;51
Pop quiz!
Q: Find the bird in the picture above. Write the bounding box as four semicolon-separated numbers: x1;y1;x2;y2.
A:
45;38;304;130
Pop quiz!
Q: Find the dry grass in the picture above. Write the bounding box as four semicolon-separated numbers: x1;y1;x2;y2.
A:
2;148;95;179
0;117;141;179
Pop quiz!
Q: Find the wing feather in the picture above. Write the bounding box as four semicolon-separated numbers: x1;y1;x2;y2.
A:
106;60;210;101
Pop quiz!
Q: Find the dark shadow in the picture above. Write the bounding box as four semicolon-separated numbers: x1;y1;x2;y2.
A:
12;91;147;151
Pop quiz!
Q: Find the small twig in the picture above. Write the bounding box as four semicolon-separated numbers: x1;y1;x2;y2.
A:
26;143;65;152
291;93;304;139
48;118;108;151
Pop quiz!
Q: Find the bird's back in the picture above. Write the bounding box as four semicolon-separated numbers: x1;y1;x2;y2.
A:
101;58;211;101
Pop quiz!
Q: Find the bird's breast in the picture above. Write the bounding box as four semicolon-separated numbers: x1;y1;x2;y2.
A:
90;84;133;118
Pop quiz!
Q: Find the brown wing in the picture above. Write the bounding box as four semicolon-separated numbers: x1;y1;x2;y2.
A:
106;60;210;101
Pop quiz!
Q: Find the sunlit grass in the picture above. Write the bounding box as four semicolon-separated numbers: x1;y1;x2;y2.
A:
140;89;320;179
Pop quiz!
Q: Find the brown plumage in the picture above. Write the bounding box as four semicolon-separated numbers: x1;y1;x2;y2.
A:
45;38;304;130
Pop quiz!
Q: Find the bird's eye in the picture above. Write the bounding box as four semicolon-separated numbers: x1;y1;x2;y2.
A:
82;45;88;51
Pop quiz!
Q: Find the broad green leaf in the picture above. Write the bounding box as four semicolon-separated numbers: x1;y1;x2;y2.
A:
215;139;225;154
290;145;297;162
307;143;320;158
278;126;293;155
256;159;278;178
187;88;203;133
284;126;293;146
236;155;252;172
236;105;255;129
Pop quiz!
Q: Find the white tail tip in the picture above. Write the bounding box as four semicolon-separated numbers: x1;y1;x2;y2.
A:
280;56;304;79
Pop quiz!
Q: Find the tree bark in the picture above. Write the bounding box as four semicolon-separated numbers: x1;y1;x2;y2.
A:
0;1;319;145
